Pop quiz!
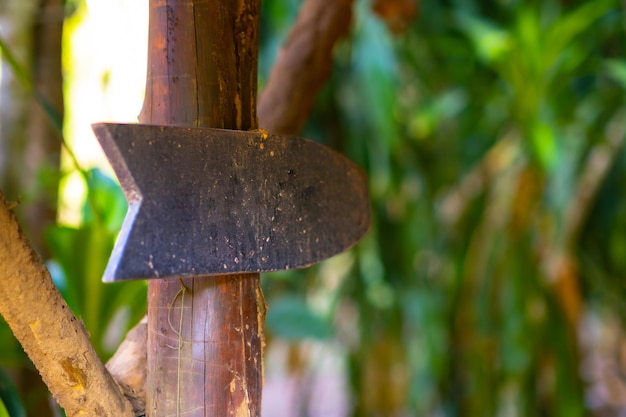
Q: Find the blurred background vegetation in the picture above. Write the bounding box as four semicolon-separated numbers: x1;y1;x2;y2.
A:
1;0;626;416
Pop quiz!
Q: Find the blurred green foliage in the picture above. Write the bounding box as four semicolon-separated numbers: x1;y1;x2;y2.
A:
0;369;25;417
260;0;626;416
1;0;626;416
45;168;146;359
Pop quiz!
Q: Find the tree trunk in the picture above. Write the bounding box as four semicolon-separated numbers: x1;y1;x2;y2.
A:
138;1;264;416
106;0;358;412
0;0;63;256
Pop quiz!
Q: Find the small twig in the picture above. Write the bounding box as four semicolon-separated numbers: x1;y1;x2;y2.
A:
164;279;189;350
438;131;521;226
564;109;626;246
0;34;103;226
162;279;190;417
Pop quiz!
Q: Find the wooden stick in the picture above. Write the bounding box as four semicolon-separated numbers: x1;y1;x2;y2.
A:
258;0;354;134
138;1;264;416
0;192;134;417
108;0;357;413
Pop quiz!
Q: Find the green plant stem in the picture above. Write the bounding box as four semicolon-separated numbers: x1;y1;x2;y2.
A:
0;35;103;226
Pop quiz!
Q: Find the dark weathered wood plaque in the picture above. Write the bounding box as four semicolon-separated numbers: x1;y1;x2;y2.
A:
93;123;370;281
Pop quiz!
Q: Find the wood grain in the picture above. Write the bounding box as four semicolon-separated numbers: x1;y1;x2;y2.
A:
138;1;264;416
92;123;369;281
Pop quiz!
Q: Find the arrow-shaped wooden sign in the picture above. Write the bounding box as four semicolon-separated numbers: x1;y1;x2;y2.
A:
93;123;370;281
93;0;369;416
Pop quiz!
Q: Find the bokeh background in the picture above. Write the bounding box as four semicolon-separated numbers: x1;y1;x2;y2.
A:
2;0;626;416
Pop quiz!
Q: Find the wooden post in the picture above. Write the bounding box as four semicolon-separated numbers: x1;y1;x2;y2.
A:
138;1;264;416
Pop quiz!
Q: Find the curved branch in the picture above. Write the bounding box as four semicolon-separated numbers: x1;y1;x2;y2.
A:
0;192;134;417
258;0;354;134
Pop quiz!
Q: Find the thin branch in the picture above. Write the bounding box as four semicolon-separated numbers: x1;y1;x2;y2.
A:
564;110;626;246
106;317;147;416
258;0;354;134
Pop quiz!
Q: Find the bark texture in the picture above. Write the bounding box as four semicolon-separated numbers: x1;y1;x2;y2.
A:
139;1;264;417
257;0;354;135
107;0;357;412
106;317;147;416
0;193;134;417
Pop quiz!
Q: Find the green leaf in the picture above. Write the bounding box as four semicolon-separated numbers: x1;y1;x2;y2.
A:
46;169;145;358
266;297;331;341
530;121;558;170
0;323;26;369
0;399;8;417
605;59;626;90
544;0;616;61
81;168;127;232
456;13;511;64
0;36;62;133
0;369;26;417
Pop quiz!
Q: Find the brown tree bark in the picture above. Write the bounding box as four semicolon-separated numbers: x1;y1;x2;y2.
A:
0;192;134;417
138;1;264;417
2;0;357;415
106;317;147;415
107;1;357;413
